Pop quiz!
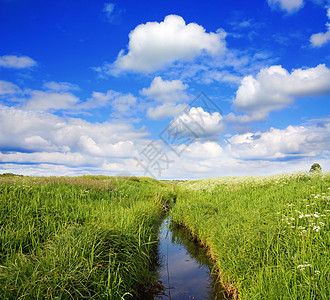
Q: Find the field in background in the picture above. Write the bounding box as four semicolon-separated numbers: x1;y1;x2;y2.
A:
0;175;175;299
172;172;330;299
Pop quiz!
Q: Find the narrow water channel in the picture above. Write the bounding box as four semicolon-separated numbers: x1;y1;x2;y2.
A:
154;217;226;300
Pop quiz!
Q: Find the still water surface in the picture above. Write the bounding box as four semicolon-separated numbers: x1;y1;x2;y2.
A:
154;218;226;300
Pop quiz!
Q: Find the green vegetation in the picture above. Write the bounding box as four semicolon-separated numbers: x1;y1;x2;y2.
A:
172;172;330;299
310;163;322;173
0;175;175;299
1;171;329;299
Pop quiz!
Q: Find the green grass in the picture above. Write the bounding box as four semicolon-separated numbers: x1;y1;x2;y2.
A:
1;172;329;299
172;172;330;299
0;175;175;299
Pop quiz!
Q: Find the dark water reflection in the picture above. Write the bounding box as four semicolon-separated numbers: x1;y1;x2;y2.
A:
154;218;226;300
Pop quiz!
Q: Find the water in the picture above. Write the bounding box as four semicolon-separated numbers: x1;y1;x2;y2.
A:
154;217;226;300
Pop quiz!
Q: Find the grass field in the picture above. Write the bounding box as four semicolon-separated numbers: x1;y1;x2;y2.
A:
172;172;330;299
0;175;175;299
1;172;329;299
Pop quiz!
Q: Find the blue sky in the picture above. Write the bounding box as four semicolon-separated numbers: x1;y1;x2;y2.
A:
0;0;329;179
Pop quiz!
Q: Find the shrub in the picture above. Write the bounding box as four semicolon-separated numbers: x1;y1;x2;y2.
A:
309;163;322;173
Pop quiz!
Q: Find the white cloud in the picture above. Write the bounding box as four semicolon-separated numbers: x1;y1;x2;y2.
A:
79;90;114;109
201;70;242;84
0;55;37;68
170;107;225;139
310;6;330;47
1;80;137;114
24;90;80;111
111;94;136;115
267;0;304;13
310;30;330;47
231;64;330;122
0;80;21;95
43;81;79;92
0;152;100;167
227;122;330;160
103;2;122;23
0;105;147;157
79;90;137;115
140;76;188;103
104;3;115;17
147;103;187;119
184;141;223;158
141;76;189;120
1;104;329;178
110;14;227;73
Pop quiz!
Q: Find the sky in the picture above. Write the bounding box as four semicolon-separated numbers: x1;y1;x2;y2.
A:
0;0;329;179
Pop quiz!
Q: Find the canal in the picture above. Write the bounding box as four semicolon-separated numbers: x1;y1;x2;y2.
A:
153;217;226;300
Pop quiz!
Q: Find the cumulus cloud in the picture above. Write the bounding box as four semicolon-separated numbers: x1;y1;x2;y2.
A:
0;105;147;160
110;14;226;73
184;141;223;158
1;104;329;178
0;55;37;68
1;80;138;115
231;64;330;122
169;107;225;139
111;94;137;116
0;80;21;95
147;103;187;120
201;70;242;84
24;90;80;111
227;122;330;160
141;76;189;119
140;76;188;103
310;6;330;47
267;0;304;13
79;90;137;116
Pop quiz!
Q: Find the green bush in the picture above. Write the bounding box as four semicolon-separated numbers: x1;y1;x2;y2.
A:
309;163;322;173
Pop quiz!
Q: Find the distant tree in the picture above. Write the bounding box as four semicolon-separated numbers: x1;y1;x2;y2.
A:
0;173;23;177
309;163;322;173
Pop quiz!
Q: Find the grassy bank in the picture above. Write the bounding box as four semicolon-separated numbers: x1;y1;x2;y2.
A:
172;172;330;299
0;175;174;299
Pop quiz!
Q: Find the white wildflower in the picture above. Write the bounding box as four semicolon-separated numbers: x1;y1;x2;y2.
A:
297;263;312;271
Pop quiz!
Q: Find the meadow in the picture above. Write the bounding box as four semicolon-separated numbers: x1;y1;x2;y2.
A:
0;171;329;299
0;175;175;299
172;171;330;299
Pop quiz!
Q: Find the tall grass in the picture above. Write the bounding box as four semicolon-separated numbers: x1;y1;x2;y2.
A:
172;172;330;299
0;175;175;299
